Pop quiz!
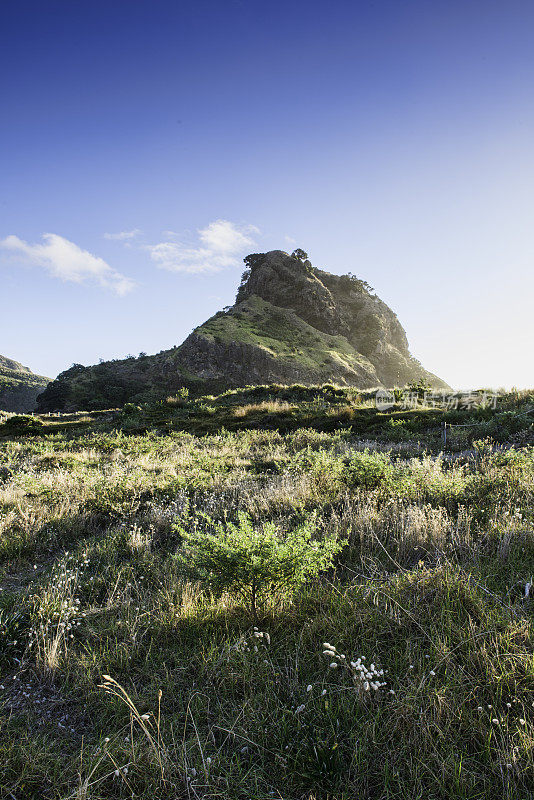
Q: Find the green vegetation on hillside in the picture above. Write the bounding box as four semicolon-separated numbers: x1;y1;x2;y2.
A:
0;386;533;798
198;295;377;376
0;358;50;413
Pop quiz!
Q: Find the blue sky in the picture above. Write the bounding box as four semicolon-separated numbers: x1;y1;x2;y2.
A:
1;0;533;388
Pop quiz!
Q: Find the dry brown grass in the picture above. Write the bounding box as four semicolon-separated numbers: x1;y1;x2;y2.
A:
233;400;297;417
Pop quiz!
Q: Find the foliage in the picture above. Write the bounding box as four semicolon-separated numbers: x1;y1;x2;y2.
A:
175;511;344;618
344;449;395;489
0;414;44;435
406;377;433;398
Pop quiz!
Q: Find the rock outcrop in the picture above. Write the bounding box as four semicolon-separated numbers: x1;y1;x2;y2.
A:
0;356;50;413
37;250;450;411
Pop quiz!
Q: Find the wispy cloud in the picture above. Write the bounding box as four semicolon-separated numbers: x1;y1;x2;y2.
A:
146;220;259;274
1;233;136;295
104;229;142;241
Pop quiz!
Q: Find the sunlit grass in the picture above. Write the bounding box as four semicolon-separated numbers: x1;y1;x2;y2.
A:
0;390;533;797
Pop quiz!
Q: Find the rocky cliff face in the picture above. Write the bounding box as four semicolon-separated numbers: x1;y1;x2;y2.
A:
37;250;450;411
0;356;50;413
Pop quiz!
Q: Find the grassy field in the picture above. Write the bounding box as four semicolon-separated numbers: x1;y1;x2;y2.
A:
0;385;533;799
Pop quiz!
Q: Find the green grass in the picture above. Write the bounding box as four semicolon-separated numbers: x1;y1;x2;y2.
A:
197;295;378;376
0;387;533;798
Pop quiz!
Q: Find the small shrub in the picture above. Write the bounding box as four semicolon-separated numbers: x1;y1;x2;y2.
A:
344;450;394;490
405;379;433;399
175;511;344;619
0;415;44;435
166;387;190;407
122;402;141;415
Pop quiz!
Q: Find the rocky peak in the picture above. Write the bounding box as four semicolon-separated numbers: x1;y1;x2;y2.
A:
236;250;347;335
235;250;409;357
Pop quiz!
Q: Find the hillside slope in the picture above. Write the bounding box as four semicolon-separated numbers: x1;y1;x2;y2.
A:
37;250;449;411
0;355;50;412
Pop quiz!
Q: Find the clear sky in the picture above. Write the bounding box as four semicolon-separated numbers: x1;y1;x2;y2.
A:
1;0;533;389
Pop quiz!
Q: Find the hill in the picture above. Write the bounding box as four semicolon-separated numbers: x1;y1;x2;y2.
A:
37;250;449;411
0;355;50;412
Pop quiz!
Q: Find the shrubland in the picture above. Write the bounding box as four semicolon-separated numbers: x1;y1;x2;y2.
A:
0;385;533;798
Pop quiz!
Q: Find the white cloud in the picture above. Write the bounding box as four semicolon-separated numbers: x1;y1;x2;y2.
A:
199;220;258;254
147;219;258;274
104;229;142;241
1;233;136;295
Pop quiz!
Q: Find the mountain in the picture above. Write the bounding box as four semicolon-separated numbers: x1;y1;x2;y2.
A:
37;250;450;411
0;355;50;413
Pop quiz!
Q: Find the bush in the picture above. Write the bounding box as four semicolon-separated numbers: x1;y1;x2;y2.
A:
165;387;190;407
0;415;44;435
122;403;141;415
344;450;394;489
175;511;344;619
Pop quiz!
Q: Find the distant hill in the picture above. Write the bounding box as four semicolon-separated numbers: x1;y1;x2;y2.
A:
0;355;50;413
37;249;450;411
